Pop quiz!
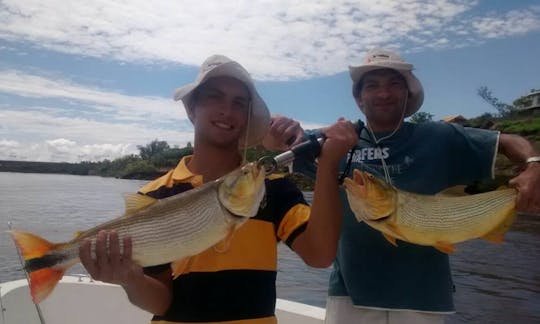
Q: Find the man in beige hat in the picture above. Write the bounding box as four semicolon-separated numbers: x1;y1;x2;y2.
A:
79;54;358;323
265;48;540;323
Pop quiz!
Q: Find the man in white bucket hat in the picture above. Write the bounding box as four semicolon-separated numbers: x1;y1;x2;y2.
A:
80;54;358;324
264;48;540;324
173;54;271;148
349;48;424;118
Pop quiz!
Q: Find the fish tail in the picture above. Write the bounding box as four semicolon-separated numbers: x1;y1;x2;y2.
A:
27;268;65;303
10;230;67;303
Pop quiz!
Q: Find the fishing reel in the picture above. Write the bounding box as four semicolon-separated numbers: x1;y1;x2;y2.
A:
257;135;323;175
257;119;367;177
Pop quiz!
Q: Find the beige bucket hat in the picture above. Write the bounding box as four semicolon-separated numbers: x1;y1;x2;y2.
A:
173;55;271;148
349;48;424;117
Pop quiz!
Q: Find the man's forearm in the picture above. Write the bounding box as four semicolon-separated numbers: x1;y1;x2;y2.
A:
292;158;342;268
499;133;539;163
122;272;172;315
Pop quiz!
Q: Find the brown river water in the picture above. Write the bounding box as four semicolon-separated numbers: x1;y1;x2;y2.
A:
1;172;538;323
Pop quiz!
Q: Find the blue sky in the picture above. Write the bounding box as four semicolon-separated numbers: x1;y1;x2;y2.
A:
1;0;539;162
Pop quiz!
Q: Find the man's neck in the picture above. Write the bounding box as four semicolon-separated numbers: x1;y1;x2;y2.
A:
367;119;404;134
187;145;243;182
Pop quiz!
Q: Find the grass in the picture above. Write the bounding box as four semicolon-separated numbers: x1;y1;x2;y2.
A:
495;117;540;141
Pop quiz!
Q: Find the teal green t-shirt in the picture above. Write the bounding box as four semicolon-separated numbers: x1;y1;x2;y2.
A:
296;121;499;312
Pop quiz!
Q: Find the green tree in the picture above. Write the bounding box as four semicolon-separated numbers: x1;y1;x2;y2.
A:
121;160;159;179
409;111;434;124
138;139;170;160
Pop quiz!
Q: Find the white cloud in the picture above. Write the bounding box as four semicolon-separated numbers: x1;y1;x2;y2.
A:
0;69;322;162
0;108;194;162
0;69;192;162
299;121;327;130
0;137;135;162
472;8;540;38
0;70;186;122
1;0;537;80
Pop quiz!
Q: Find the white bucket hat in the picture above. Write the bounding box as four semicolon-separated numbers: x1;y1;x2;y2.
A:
173;55;270;148
349;48;424;117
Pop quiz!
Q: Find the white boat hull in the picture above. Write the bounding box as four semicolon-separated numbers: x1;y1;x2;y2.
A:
0;275;325;324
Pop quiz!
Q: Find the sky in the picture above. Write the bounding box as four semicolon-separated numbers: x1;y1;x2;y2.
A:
1;0;539;162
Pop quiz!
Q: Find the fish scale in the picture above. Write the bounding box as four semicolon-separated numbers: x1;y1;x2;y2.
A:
60;182;236;267
397;189;516;230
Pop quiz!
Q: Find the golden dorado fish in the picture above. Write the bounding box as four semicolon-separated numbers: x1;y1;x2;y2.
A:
343;169;517;254
10;162;266;304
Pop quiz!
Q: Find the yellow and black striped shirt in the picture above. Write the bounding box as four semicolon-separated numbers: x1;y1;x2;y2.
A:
137;156;310;324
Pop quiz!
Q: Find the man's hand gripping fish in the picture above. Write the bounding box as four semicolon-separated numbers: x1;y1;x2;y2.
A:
10;162;266;303
344;170;517;254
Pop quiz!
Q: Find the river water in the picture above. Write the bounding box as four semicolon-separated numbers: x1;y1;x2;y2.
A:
0;172;538;323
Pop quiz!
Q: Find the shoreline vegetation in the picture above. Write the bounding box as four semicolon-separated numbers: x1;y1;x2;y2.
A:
1;116;538;192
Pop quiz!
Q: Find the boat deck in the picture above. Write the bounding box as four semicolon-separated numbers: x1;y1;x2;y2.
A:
0;275;325;324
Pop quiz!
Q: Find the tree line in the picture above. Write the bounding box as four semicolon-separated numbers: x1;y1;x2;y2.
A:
75;140;284;180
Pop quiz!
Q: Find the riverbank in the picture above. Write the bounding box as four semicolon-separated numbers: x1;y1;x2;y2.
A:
2;116;538;190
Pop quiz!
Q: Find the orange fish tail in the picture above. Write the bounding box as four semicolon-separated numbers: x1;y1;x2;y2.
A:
10;230;56;260
28;268;65;303
10;230;66;303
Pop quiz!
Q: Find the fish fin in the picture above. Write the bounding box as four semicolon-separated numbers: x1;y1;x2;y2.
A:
213;224;239;253
9;231;65;303
123;193;158;217
382;233;398;247
434;242;456;254
28;268;65;303
385;223;406;241
10;230;57;260
171;257;194;279
266;173;286;180
482;231;505;244
436;185;468;197
481;206;516;243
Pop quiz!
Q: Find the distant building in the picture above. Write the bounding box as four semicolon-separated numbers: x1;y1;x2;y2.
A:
516;90;540;115
441;115;468;125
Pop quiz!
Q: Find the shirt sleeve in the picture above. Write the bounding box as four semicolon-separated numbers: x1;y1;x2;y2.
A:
444;122;499;183
279;204;310;247
261;177;310;247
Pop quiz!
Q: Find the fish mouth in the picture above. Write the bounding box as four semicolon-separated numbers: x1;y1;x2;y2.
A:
227;212;249;220
371;213;392;222
219;162;266;218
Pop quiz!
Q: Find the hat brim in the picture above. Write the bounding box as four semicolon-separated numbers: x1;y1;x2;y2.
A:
173;62;270;148
349;64;424;117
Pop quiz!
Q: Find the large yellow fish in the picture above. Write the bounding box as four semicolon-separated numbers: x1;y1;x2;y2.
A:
10;162;266;304
343;169;517;254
